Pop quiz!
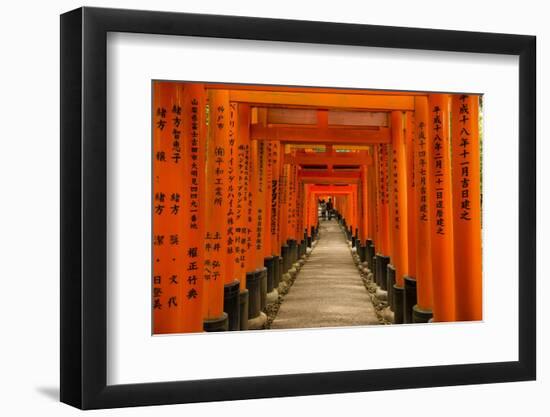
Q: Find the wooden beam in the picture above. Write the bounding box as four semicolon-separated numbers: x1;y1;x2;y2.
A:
302;179;359;185
251;125;391;144
206;83;428;97
285;152;372;166
299;170;360;184
229;90;415;111
299;171;360;179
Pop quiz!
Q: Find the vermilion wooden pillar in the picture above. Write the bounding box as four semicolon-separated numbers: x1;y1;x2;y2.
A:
152;82;184;334
235;103;251;329
264;142;274;258
180;83;207;332
369;150;379;251
403;110;418;323
225;102;238;284
279;160;290;272
270;141;281;256
451;94;482;321
427;94;456;322
361;165;370;244
375;144;391;257
235;104;250;288
388;111;409;323
412;96;434;322
405;111;417;278
203;89;230;331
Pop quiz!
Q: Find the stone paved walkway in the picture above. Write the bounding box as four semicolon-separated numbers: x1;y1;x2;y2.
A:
271;219;379;329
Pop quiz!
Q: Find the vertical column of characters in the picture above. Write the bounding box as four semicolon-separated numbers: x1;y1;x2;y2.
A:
253;140;267;269
279;159;289;250
372;147;380;249
389;111;409;287
178;83;207;332
292;161;298;241
246;135;259;274
413;96;434;322
270;142;281;256
405;111;417;279
152;82;184;334
376;144;391;257
427;94;456;322
225;102;238;285
202;90;230;327
361;165;369;244
451;94;482;321
264;142;273;258
235;104;250;289
296;172;304;243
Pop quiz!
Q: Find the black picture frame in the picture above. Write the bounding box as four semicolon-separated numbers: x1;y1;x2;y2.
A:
60;6;536;410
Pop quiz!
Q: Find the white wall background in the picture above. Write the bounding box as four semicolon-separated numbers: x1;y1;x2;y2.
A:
0;0;545;415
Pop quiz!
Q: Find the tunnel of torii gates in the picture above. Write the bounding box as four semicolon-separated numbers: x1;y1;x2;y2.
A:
153;81;482;334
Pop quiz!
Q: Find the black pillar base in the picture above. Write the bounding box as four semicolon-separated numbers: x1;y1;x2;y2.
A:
387;264;396;308
281;244;290;273
272;255;281;288
307;235;312;248
366;239;374;268
393;285;405;324
371;255;377;283
239;289;249;330
404;276;417;324
223;280;241;331
203;312;228;332
300;239;307;257
246;269;262;319
412;305;433;323
310;226;315;241
293;239;299;263
264;256;275;294
259;267;267;312
287;239;296;266
278;256;283;285
376;254;390;289
359;244;367;263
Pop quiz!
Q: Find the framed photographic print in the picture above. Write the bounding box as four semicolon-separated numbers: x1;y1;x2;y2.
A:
60;6;536;410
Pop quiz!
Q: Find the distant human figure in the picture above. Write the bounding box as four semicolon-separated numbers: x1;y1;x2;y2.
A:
320;199;327;220
326;198;333;220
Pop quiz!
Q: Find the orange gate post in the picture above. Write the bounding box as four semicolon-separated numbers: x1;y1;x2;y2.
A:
269;141;283;295
287;161;299;273
374;144;391;293
412;96;434;323
265;141;280;303
235;103;251;329
451;94;482;321
180;83;207;333
246;137;268;330
263;140;276;305
152;82;185;334
203;89;230;331
403;110;418;323
279;160;290;278
388;111;409;324
221;100;241;331
427;94;456;322
359;164;370;265
367;158;377;271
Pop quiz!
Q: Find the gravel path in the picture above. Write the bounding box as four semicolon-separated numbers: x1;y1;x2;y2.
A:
270;219;379;329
